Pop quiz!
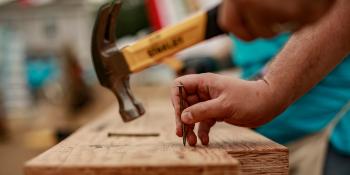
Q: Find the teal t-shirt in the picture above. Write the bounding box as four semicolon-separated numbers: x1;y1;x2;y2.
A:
231;34;350;155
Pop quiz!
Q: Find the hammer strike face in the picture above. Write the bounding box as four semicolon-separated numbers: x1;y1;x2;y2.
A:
91;1;145;122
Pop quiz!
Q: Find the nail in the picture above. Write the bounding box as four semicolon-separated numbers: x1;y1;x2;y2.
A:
107;132;160;137
182;112;193;123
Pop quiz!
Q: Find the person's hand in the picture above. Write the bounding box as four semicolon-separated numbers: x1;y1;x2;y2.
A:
171;73;286;146
219;0;335;41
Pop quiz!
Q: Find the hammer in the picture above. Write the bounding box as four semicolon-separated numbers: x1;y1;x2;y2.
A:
91;0;225;122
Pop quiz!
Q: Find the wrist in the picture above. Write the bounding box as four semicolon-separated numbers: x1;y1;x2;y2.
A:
249;78;289;126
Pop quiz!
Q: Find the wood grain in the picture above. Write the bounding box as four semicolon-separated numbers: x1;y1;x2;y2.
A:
24;86;288;175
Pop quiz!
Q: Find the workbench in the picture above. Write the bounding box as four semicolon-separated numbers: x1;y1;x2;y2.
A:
24;86;288;175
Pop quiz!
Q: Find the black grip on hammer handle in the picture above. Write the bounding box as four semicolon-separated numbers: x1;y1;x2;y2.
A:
205;5;226;39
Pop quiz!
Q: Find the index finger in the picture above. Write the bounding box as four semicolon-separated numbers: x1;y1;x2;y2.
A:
171;74;200;114
171;73;214;114
172;74;202;95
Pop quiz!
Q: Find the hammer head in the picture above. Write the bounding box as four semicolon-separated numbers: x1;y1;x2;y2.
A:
91;0;145;122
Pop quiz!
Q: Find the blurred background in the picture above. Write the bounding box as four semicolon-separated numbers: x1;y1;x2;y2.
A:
0;0;235;174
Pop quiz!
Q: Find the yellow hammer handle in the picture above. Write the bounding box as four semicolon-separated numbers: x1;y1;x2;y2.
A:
122;12;207;72
121;4;224;72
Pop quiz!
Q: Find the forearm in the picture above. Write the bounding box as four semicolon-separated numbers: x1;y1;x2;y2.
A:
264;0;350;113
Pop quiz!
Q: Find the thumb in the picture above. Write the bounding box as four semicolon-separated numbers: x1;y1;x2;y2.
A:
181;97;230;124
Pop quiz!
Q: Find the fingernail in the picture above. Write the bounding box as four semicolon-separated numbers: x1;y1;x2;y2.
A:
200;135;209;146
188;133;197;147
182;112;193;123
176;129;182;137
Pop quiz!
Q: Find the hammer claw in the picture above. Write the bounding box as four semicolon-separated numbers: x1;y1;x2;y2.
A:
106;2;120;44
92;1;121;51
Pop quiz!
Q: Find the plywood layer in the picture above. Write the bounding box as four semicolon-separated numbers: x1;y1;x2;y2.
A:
25;86;288;175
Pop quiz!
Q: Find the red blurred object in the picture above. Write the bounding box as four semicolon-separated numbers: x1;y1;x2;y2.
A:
19;0;32;6
145;0;162;31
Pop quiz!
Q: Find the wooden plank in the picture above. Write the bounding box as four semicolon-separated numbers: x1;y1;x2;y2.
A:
24;86;288;175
